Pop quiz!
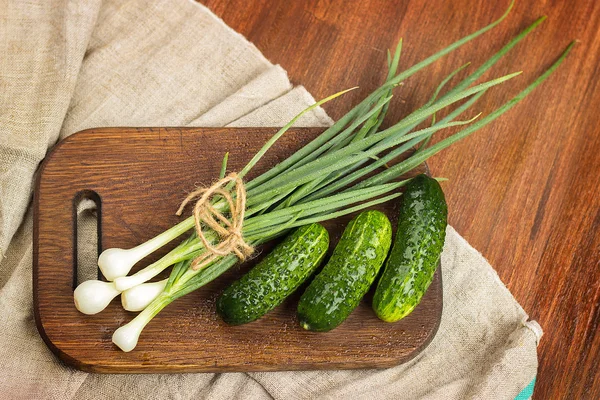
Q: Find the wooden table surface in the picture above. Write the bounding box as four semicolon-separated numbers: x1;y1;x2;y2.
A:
200;0;599;398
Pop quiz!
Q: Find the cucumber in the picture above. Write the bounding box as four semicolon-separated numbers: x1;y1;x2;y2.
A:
297;210;392;332
373;174;447;322
216;223;329;325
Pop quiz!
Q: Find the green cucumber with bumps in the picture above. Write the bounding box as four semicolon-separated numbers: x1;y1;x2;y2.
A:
217;223;329;325
297;210;392;332
373;174;448;322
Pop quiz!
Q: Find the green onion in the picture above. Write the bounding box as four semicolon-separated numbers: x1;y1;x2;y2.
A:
73;3;574;352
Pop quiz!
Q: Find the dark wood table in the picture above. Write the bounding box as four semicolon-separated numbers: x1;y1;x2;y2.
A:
201;1;599;398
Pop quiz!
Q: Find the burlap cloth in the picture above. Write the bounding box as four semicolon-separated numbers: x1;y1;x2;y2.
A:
0;1;542;398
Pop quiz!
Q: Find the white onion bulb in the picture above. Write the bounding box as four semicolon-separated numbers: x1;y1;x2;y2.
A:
121;279;167;312
74;280;121;315
112;318;145;352
97;248;141;281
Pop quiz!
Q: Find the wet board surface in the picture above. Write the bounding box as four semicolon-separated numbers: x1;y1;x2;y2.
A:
33;127;442;373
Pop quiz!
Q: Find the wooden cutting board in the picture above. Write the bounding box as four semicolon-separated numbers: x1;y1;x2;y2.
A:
33;127;443;373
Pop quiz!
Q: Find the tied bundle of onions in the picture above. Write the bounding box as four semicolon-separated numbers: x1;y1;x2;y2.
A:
73;1;574;352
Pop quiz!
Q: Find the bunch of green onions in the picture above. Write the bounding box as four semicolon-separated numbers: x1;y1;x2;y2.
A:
72;2;573;352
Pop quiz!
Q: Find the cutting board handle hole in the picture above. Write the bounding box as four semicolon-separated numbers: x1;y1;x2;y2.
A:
73;190;102;289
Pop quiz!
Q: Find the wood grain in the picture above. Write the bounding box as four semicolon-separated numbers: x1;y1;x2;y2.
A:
198;0;600;398
33;127;440;373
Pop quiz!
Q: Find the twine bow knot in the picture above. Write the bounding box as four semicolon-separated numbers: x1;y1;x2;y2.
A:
176;173;253;270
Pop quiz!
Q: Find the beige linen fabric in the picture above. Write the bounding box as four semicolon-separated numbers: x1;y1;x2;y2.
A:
0;0;540;399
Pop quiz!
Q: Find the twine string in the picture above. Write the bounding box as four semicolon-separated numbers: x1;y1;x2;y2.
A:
176;173;253;270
